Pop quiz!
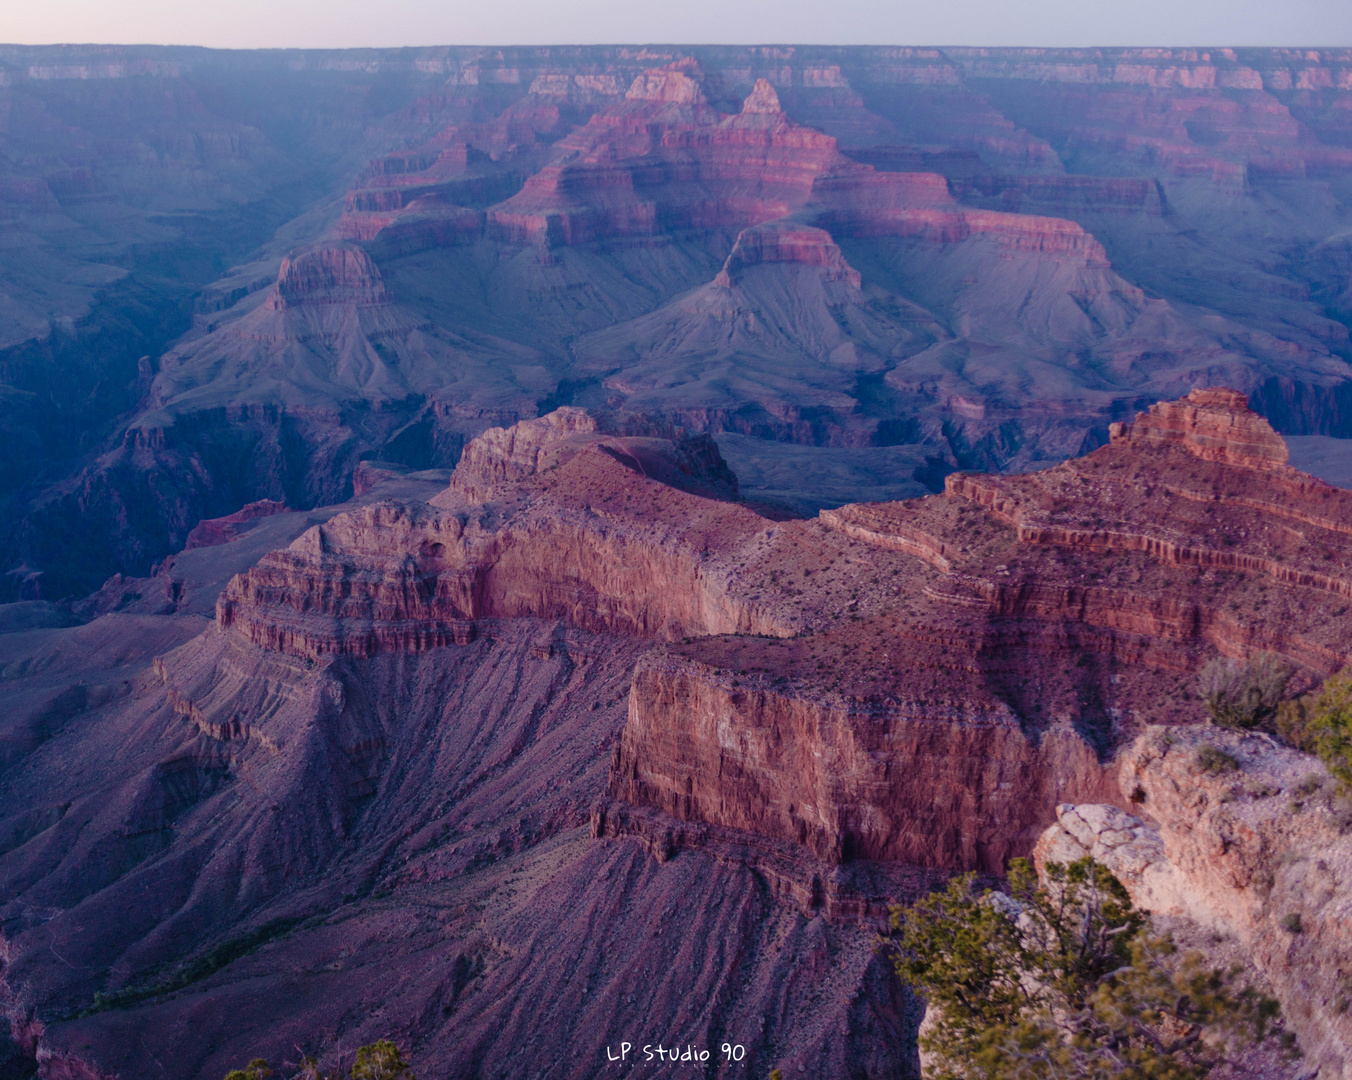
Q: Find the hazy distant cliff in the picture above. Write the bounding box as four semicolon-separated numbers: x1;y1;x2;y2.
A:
1;45;1352;597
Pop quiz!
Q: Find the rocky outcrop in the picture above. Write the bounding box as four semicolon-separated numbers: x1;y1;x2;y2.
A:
714;221;861;287
939;396;1352;673
470;57;1121;270
612;653;1112;871
817;502;953;570
268;247;389;309
448;408;737;501
216;414;780;656
624;63;707;105
1038;725;1352;1079
487;164;658;247
449;407;602;494
335;200;482;256
1109;387;1292;471
184;500;288;549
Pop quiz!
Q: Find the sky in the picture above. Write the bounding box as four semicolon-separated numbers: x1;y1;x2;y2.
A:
2;0;1351;50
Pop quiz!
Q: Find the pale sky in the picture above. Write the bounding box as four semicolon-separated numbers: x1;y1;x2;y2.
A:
1;0;1350;50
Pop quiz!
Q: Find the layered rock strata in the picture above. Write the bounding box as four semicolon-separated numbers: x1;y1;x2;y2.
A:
219;390;1352;876
1108;387;1293;470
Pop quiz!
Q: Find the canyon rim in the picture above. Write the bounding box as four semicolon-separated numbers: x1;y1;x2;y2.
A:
0;42;1352;1080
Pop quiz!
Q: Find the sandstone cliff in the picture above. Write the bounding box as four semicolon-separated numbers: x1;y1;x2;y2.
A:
216;392;1352;881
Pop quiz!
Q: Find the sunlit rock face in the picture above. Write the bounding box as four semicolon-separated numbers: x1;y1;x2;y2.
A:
1039;725;1352;1080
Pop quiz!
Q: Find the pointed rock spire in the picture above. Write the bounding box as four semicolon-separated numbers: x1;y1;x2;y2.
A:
741;78;782;115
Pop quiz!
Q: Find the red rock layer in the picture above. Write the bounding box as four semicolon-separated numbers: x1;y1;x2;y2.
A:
217;417;780;655
714;221;861;287
216;391;1352;875
826;203;1110;263
612;654;1112;870
478;66;1106;267
267;247;389;309
335;200;481;254
1107;386;1290;470
184;499;288;549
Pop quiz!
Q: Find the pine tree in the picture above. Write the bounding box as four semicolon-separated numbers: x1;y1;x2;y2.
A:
886;857;1287;1080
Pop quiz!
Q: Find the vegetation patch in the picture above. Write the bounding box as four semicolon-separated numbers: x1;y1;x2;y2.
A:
1196;744;1241;775
885;856;1287;1080
83;916;304;1015
1272;670;1352;793
223;1040;415;1080
1199;652;1290;730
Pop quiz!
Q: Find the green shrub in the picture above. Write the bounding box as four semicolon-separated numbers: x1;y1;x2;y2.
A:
886;857;1284;1080
351;1042;415;1080
1282;913;1304;935
223;1041;414;1080
1196;744;1240;775
1303;670;1352;791
1199;652;1291;729
1276;695;1316;751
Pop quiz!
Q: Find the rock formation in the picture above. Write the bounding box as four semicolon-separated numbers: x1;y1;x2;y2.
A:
1037;725;1352;1079
5;46;1352;597
0;386;1345;1077
2;36;1352;1079
184;500;289;549
214;391;1352;884
1109;387;1293;470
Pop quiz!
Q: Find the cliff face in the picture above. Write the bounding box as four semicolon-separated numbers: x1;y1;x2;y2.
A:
0;610;923;1080
9;46;1352;597
714;221;862;288
7;387;1352;1078
218;392;1352;879
216;418;780;654
613;654;1110;869
269;248;390;309
1108;387;1293;470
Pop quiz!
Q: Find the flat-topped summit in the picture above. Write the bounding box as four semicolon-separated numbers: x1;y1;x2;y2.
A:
445;407;739;503
1109;386;1291;471
268;246;390;309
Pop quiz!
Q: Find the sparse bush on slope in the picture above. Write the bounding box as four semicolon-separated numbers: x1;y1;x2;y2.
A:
1275;669;1352;792
1199;654;1352;798
223;1040;414;1080
1198;652;1291;731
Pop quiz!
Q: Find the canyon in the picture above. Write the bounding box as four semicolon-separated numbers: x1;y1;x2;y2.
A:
2;41;1352;1080
1;46;1352;596
0;389;1341;1076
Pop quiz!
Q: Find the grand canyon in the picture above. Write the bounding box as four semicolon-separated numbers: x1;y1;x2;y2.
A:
2;42;1352;1079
